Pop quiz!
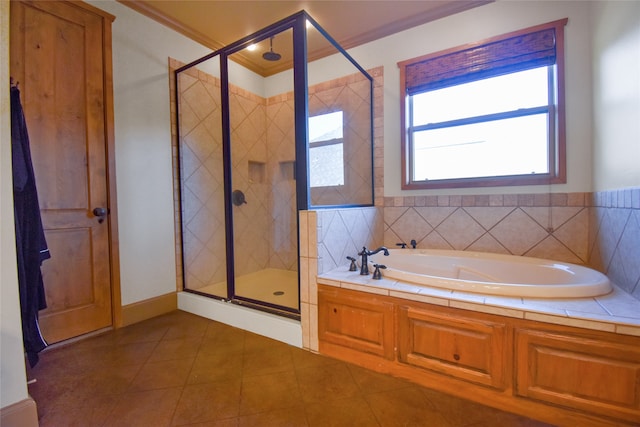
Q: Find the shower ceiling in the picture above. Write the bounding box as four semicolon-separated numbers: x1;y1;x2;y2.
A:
118;0;492;76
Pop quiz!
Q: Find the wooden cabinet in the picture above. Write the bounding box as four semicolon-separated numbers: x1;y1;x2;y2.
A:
318;287;395;360
515;328;640;424
398;304;508;389
317;284;640;426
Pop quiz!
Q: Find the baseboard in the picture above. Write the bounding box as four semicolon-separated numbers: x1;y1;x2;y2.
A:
0;397;38;427
121;292;177;327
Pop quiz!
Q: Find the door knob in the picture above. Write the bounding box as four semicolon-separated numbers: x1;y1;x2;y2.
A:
92;207;108;223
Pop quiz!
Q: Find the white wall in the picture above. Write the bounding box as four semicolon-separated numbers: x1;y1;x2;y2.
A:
1;0;30;409
591;1;640;191
86;0;212;305
346;0;594;196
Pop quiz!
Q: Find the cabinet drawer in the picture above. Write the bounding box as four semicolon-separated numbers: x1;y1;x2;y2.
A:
515;328;640;423
318;287;395;359
398;305;507;389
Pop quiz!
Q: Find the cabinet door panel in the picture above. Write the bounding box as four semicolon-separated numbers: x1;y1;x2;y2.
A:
398;305;507;389
515;329;640;423
318;287;394;359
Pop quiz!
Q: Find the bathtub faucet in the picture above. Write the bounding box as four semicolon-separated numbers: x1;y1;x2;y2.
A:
358;246;389;275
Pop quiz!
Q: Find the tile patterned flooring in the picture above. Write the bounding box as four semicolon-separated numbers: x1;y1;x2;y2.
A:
27;310;555;426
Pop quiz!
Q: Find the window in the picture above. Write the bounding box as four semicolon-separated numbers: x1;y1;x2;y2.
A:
309;111;344;187
399;19;568;189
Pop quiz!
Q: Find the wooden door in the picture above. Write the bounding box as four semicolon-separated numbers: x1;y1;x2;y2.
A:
10;0;115;343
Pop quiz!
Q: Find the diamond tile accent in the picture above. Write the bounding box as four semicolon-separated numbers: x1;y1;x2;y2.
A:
552;208;589;261
526;236;583;264
415;206;456;228
463;207;515;230
467;233;509;254
435;209;485;250
521;206;583;231
316;208;383;275
489;209;548;255
390;208;433;244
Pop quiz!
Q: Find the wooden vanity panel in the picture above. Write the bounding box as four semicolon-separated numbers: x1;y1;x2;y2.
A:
398;304;508;389
515;328;640;423
317;284;640;426
318;287;395;360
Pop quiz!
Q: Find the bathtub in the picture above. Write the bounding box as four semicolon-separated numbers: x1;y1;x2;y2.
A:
368;249;612;298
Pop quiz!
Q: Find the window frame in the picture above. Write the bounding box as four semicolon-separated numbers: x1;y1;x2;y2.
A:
398;19;568;190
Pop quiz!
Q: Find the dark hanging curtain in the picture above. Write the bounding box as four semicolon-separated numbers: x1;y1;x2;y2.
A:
11;82;51;367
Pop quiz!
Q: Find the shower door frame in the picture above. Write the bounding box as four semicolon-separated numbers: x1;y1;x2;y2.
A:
174;11;374;318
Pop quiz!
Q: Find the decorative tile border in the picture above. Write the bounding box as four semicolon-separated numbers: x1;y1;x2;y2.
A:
384;192;591;208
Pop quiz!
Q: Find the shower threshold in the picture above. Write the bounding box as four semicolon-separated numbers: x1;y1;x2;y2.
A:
177;291;303;347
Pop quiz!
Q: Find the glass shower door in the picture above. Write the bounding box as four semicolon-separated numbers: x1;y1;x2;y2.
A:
228;28;299;313
177;57;228;300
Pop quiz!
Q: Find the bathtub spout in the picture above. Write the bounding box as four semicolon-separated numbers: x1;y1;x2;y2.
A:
358;246;389;275
369;246;390;256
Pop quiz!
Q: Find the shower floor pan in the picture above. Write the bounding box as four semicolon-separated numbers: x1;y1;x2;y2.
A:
196;268;299;310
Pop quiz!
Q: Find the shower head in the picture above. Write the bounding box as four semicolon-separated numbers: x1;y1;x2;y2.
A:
262;37;281;61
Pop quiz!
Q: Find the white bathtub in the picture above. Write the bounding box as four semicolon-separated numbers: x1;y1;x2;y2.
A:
368;249;612;298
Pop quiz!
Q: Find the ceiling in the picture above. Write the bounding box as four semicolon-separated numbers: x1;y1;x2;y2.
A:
119;0;492;76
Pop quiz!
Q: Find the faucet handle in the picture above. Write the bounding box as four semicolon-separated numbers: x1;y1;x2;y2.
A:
372;264;387;280
346;256;358;271
410;239;417;249
396;242;407;249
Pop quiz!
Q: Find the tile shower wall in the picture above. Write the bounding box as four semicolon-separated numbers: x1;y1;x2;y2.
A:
169;59;297;291
266;92;298;271
589;188;640;299
171;64;226;291
308;71;374;206
170;62;385;296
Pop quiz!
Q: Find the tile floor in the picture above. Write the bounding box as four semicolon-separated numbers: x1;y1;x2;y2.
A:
27;310;555;426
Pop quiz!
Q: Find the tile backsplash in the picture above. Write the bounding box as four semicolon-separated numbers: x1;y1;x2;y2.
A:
382;188;640;301
589;188;640;299
299;191;639;351
383;193;592;264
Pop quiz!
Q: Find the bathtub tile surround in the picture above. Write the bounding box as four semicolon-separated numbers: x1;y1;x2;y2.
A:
384;187;640;302
590;188;640;299
299;188;640;351
300;207;383;351
384;192;591;263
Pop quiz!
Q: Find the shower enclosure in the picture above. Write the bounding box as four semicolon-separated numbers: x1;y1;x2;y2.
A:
175;11;374;318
